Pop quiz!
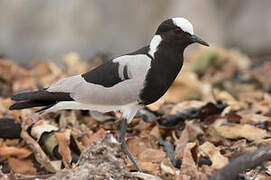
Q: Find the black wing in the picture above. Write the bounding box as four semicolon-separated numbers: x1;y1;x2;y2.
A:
81;61;124;87
81;46;150;88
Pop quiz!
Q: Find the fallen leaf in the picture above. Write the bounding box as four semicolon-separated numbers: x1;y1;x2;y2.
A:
134;161;160;175
55;130;72;168
8;157;36;175
239;113;270;124
210;124;271;141
31;120;58;141
131;172;162;180
50;160;62;171
127;137;152;157
161;70;203;103
199;142;229;169
59;110;79;128
149;125;160;140
4;139;20;146
160;158;178;175
79;134;91;147
0;146;32;159
137;148;166;163
178;142;207;180
213;89;243;111
87;128;107;145
175;121;197;160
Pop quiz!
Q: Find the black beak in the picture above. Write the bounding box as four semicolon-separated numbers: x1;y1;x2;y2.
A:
190;35;209;47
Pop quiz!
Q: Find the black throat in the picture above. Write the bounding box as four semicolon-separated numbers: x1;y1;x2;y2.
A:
139;41;184;105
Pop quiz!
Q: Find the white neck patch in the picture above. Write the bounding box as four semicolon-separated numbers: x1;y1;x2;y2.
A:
172;17;194;35
148;35;162;58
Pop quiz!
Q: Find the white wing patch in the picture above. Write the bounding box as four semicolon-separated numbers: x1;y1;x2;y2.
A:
172;17;194;35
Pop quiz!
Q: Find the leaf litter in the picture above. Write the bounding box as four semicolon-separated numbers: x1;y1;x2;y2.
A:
0;47;271;179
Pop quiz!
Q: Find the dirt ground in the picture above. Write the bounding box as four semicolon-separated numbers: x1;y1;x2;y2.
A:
0;47;271;180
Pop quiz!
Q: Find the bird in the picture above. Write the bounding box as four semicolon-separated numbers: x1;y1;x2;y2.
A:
9;17;209;171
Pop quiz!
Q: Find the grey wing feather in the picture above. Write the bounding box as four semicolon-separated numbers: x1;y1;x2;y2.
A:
47;55;152;106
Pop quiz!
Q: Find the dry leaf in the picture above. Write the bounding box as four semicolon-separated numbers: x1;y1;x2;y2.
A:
127;137;152;157
55;130;72;168
199;142;229;169
4;139;20;146
137;148;166;163
31;120;58;141
160;158;178;175
213;89;243;111
149;125;160;139
50;160;62;171
87;128;107;145
160;70;203;103
210;124;271;141
0;146;32;159
178;142;207;180
175;121;197;160
132;161;160;174
8;157;36;175
131;172;163;180
239;113;270;124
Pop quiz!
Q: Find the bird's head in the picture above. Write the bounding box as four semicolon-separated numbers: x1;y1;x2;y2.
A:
154;17;209;49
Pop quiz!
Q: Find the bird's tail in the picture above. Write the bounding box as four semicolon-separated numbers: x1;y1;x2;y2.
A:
9;90;73;112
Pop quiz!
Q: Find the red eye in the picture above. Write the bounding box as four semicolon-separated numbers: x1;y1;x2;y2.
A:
174;28;182;34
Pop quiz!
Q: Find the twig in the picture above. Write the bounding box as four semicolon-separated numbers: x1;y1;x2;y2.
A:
157;102;227;128
209;146;271;180
158;136;182;168
20;114;57;173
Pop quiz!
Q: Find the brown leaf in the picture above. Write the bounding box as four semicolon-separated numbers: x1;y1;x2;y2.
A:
79;134;91;147
127;137;152;157
132;161;160;175
55;130;72;168
210;124;271;141
87;128;107;145
137;148;166;163
0;146;32;159
199;142;229;169
4;139;20;146
8;157;36;175
239;112;270;124
213;89;243;111
160;158;178;175
178;142;207;180
175;121;197;160
131;172;163;180
149;125;160;140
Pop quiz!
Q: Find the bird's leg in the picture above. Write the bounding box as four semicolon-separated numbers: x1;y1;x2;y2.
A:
118;118;142;172
118;117;127;143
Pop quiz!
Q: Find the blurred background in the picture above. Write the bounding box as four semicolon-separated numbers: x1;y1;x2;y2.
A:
0;0;270;64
